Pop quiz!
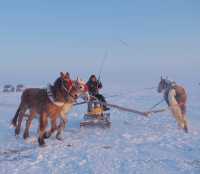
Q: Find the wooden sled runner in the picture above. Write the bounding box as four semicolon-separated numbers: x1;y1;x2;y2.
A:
80;106;111;127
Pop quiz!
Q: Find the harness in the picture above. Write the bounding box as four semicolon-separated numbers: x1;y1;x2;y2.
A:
163;81;176;106
47;78;88;107
47;79;77;107
47;85;65;107
68;90;78;102
61;79;73;94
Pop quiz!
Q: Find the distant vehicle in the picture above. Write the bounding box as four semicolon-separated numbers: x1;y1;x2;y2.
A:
3;85;15;93
16;84;25;92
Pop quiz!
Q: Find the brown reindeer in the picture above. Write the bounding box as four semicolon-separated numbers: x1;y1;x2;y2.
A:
157;77;188;133
11;72;89;146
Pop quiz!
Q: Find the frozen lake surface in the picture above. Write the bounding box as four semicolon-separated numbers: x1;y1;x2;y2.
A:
0;85;200;174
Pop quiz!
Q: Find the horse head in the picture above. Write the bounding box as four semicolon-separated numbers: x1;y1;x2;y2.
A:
51;72;70;101
60;72;70;81
157;76;172;93
69;77;90;101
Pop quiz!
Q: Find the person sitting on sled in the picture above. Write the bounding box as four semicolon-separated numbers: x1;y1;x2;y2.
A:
87;74;109;111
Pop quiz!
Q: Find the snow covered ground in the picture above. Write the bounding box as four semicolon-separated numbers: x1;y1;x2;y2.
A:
0;84;200;174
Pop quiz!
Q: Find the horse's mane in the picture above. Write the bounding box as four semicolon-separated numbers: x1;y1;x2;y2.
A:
54;77;62;88
163;79;177;89
164;79;172;85
50;77;63;100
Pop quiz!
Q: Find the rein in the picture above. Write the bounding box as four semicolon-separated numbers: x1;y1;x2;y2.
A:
61;79;70;95
61;79;79;102
68;90;78;102
149;99;165;110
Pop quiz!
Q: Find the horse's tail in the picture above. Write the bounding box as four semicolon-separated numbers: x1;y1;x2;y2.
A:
11;89;27;127
11;104;21;127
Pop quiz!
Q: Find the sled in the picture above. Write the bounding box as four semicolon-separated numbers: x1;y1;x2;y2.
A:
80;106;111;127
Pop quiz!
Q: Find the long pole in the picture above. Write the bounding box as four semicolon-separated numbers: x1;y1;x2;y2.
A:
106;102;148;116
74;100;167;116
98;50;108;81
74;99;148;116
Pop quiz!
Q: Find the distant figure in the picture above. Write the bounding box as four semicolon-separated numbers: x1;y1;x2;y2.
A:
157;77;188;133
87;75;109;111
16;84;25;92
3;84;15;93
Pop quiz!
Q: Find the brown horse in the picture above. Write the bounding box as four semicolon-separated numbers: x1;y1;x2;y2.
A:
157;77;188;133
11;73;89;146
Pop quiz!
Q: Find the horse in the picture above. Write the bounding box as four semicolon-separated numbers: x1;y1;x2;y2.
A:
157;77;188;133
46;78;89;140
11;72;89;146
24;78;89;142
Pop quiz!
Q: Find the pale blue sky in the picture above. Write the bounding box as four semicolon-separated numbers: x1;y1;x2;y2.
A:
0;0;199;86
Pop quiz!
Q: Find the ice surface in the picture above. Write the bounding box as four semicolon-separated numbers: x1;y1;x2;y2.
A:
0;85;200;174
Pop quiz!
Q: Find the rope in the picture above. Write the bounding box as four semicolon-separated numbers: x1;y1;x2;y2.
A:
149;99;165;111
146;102;187;117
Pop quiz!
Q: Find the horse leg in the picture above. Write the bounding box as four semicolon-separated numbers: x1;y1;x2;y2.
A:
23;110;36;139
56;113;67;140
180;105;188;133
38;112;48;146
178;114;188;133
170;104;188;132
168;90;188;132
15;105;27;136
182;115;188;133
44;118;57;139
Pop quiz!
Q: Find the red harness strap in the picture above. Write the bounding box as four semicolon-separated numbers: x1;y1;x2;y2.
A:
84;84;88;92
67;80;73;90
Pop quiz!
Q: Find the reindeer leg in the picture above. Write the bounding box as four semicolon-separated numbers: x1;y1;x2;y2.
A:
38;112;48;146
